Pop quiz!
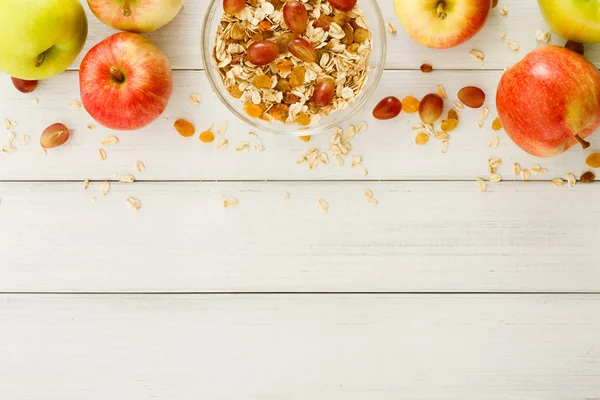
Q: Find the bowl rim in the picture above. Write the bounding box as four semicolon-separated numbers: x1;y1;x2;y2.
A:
201;0;387;136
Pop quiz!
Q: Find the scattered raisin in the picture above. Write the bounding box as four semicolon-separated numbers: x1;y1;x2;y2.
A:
585;153;600;168
299;135;311;142
244;101;264;118
580;171;596;183
267;103;290;122
492;117;503;131
199;130;215;143
401;96;419;114
420;63;433;73
440;119;458;132
174;119;195;137
415;133;429;145
275;78;291;92
259;19;273;31
447;109;459;121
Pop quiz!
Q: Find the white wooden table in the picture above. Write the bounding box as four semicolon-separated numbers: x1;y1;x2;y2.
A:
1;1;599;398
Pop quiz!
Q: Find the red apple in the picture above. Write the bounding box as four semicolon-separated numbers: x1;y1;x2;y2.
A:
79;32;173;131
496;45;600;157
87;0;185;33
393;0;492;48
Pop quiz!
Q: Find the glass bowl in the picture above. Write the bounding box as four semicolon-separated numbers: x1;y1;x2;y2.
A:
201;0;386;136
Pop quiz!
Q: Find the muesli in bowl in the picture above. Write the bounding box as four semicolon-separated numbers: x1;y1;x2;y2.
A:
202;0;385;134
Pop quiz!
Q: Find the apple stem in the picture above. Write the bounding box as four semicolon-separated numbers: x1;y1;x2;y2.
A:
575;134;591;149
35;52;46;68
110;66;125;83
122;0;132;16
436;1;447;20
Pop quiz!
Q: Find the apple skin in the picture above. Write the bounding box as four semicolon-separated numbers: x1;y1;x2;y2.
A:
496;45;600;158
0;0;88;80
538;0;600;44
79;32;173;131
87;0;185;33
393;0;491;49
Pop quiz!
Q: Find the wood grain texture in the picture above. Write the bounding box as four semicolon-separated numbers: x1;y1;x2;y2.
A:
70;0;600;70
1;181;598;293
1;294;599;399
2;70;599;181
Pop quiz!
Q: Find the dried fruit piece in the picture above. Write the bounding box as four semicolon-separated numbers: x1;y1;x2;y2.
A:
299;135;311;142
228;84;243;99
326;0;356;12
458;86;485;108
313;80;335;106
580;171;596;183
585;153;600;168
283;1;308;34
565;40;584;56
289;66;306;87
275;33;295;53
199;130;215;143
244;101;264;118
373;96;402;120
418;93;444;124
267;103;290;122
447;109;458;121
288;37;316;62
259;19;273;31
440;119;458;132
223;0;245;14
284;93;301;104
11;77;38;93
295;112;311;126
492;117;503;131
314;15;333;30
354;28;370;43
401;96;419;114
415;133;429;145
174;119;196;137
420;63;433;73
341;24;354;45
253;74;273;89
40;123;69;149
247;40;279;65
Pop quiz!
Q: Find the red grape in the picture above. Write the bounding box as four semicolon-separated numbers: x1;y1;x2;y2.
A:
288;37;316;62
373;96;402;120
247;40;280;65
283;1;308;34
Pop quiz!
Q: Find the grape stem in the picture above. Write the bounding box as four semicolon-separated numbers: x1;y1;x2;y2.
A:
575;134;591;149
437;1;447;20
110;66;125;83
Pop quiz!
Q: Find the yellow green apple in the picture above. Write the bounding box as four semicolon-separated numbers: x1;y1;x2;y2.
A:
538;0;600;44
0;0;88;80
393;0;492;48
87;0;185;33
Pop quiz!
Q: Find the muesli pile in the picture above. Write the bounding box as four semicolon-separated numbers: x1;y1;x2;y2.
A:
213;0;372;126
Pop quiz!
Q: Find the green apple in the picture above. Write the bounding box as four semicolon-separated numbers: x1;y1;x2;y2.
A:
538;0;600;44
0;0;88;80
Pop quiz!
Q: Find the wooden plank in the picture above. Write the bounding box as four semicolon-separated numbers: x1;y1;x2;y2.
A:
70;0;600;71
1;294;599;399
1;70;598;181
1;181;599;293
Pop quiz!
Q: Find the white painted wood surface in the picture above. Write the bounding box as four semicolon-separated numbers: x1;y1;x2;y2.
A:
1;294;599;399
2;0;600;397
1;181;599;293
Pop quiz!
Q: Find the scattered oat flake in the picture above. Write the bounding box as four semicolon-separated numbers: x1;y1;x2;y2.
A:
470;49;484;61
32;98;39;105
477;120;484;129
535;31;551;43
363;169;369;176
368;198;379;206
521;169;531;181
319;152;329;165
127;197;142;210
3;119;10;130
9;120;16;128
216;121;228;135
39;147;47;156
101;181;111;196
284;192;290;199
386;21;397;34
454;101;465;111
101;136;119;146
136;161;145;172
254;140;265;152
552;178;565;187
317;199;329;212
22;135;31;145
216;138;229;150
436;85;447;99
531;165;543;174
477;178;487;192
508;41;519;51
364;189;373;199
69;100;82;110
335;155;344;166
513;163;521;176
296;155;308;165
84;179;90;190
500;32;506;39
411;123;425;132
224;198;238;209
356;122;367;133
236;142;250;153
481;107;489;121
189;93;202;105
488;136;500;148
2;146;16;153
351;155;363;168
441;140;449;153
99;148;107;160
87;124;95;130
565;173;576;187
500;6;508;16
489;174;502;183
120;174;135;183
